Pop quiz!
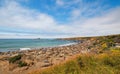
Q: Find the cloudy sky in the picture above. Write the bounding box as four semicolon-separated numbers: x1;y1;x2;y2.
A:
0;0;120;38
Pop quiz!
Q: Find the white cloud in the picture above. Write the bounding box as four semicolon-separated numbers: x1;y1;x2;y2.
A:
70;0;106;20
70;7;120;36
0;1;57;30
56;0;82;8
56;0;64;6
0;0;120;38
0;32;75;39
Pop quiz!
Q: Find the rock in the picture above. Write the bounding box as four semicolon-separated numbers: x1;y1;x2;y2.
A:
20;66;29;71
59;54;64;57
43;60;49;63
24;60;34;66
41;63;52;67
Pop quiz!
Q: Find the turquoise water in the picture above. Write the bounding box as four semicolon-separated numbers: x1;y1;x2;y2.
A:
0;39;74;52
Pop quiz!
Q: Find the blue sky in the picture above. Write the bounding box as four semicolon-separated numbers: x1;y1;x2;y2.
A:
0;0;120;38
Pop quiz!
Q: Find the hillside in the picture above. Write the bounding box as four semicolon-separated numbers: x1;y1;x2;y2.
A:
31;50;120;74
30;34;120;74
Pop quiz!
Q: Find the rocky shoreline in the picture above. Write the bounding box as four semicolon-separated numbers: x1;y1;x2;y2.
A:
0;39;96;74
0;34;120;74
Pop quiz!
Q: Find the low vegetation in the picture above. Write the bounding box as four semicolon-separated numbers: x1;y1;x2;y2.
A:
18;61;27;67
9;54;28;67
9;54;22;63
32;48;120;74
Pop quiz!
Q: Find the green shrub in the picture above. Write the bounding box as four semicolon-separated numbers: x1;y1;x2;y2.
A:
103;57;115;67
103;55;120;67
64;61;80;74
77;57;85;68
18;61;27;67
9;55;22;63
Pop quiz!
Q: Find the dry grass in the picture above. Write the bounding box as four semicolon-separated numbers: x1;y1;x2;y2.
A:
30;48;120;74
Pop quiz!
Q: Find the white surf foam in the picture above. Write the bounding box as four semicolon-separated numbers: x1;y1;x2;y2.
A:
59;42;77;46
20;48;31;51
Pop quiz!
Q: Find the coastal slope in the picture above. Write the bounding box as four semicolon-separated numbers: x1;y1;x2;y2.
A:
0;34;120;74
30;34;120;74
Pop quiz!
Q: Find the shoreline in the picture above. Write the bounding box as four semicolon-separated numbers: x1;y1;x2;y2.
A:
0;42;78;53
0;42;80;56
0;39;92;74
0;34;119;74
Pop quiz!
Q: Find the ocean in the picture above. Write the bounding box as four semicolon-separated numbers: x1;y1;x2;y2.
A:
0;39;75;52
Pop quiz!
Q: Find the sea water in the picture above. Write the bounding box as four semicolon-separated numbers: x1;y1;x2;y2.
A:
0;39;75;52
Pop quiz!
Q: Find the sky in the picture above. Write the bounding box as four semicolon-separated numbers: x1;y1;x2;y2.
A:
0;0;120;38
